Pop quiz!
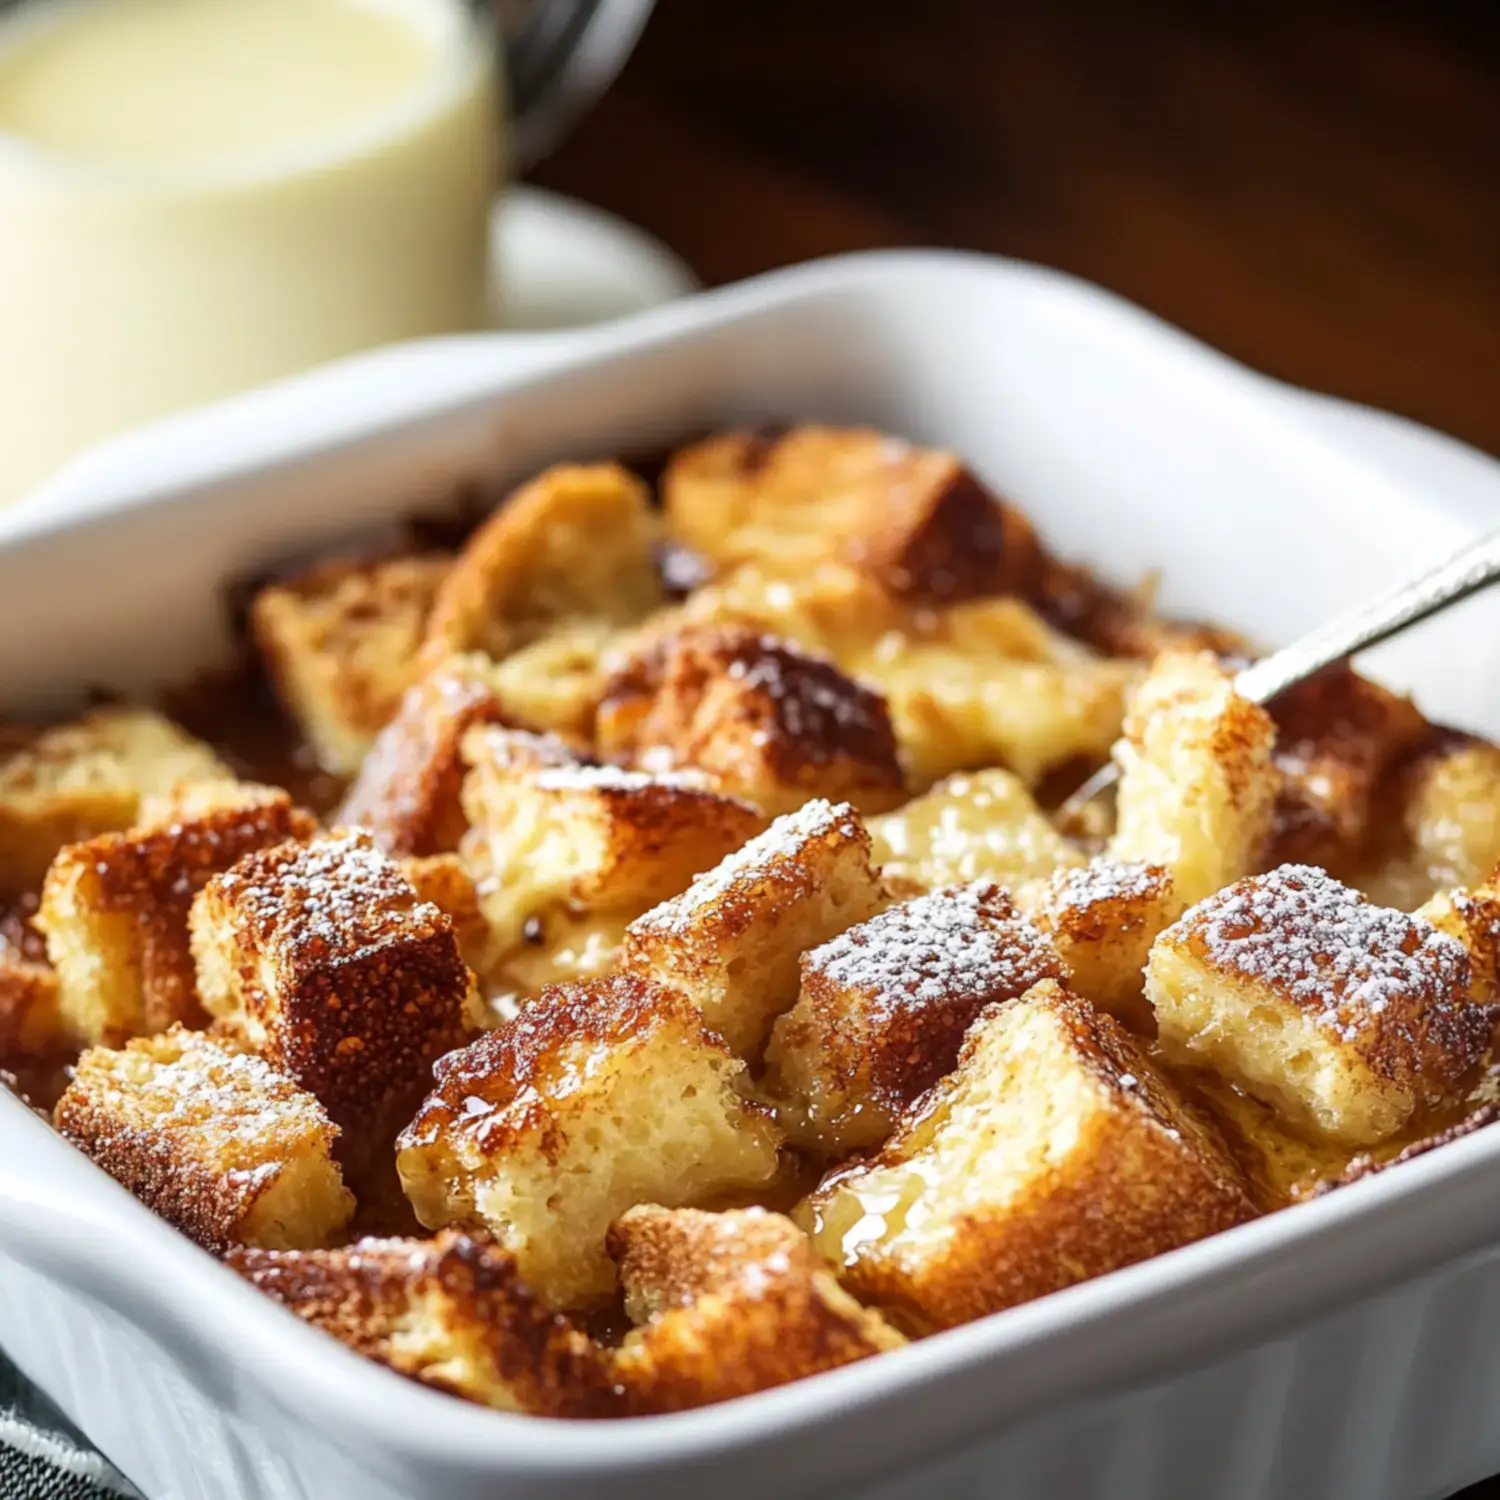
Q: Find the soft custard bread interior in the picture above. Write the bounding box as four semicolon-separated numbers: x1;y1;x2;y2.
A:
620;799;887;1057
1146;865;1488;1146
395;976;782;1310
867;767;1085;904
1109;649;1280;906
607;1206;904;1414
252;553;453;775
38;784;317;1047
55;1025;354;1253
804;981;1253;1333
0;706;233;898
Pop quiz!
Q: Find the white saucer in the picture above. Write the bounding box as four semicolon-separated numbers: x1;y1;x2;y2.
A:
487;185;699;330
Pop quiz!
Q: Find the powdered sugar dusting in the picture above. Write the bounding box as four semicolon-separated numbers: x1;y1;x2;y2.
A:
532;764;704;792
1177;863;1470;1040
635;799;862;934
1045;859;1166;914
808;881;1062;1008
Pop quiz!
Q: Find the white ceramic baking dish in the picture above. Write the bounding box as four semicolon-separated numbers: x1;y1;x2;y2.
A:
3;252;1500;1500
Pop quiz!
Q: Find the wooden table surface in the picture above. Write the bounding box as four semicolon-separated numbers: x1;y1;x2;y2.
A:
535;0;1498;458
534;4;1500;1496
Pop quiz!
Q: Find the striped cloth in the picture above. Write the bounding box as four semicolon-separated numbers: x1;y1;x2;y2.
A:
0;1353;135;1500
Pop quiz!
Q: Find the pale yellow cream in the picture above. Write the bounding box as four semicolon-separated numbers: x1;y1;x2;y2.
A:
0;0;502;504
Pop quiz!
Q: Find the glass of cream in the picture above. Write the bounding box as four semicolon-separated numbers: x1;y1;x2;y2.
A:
0;0;503;505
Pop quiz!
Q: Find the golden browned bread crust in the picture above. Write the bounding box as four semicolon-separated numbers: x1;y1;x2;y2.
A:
252;553;452;775
335;655;511;856
806;981;1254;1332
190;832;474;1148
0;944;59;1059
1148;865;1489;1144
1032;858;1183;1031
56;1025;354;1252
596;625;906;817
423;463;661;665
767;883;1066;1153
228;1230;614;1417
0;707;233;898
607;1206;903;1413
621;799;886;1056
1265;665;1429;875
36;786;318;1047
663;426;1041;604
396;975;782;1308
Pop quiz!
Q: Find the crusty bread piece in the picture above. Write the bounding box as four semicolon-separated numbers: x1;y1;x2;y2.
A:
0;707;233;897
607;1206;904;1413
1361;736;1500;912
229;1230;612;1417
190;832;474;1147
596;625;906;817
485;618;625;739
804;981;1254;1332
423;463;661;666
335;655;509;857
663;426;1041;604
1109;650;1279;906
767;883;1066;1154
1265;665;1429;876
460;746;764;959
868;767;1084;903
36;785;317;1047
55;1025;354;1252
620;799;886;1057
0;940;60;1058
396;976;781;1309
1146;864;1487;1145
401;853;492;980
1415;867;1500;1009
1032;859;1183;1032
252;553;451;775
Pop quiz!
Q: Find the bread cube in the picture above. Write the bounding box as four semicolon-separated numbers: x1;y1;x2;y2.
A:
607;1206;904;1413
252;552;452;775
620;799;886;1056
336;655;509;856
767;883;1066;1154
0;946;60;1059
868;768;1084;902
1364;736;1500;911
805;981;1253;1332
1146;864;1486;1145
663;426;1041;603
55;1026;354;1252
36;786;317;1047
1415;870;1500;1009
1265;665;1428;875
486;618;627;739
597;625;906;817
1032;859;1183;1031
853;598;1137;788
401;853;492;976
397;976;781;1309
423;463;662;664
461;749;764;957
190;832;474;1145
229;1230;611;1417
0;707;232;897
1109;650;1279;906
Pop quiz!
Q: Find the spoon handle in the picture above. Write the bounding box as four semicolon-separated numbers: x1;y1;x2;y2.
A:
1233;528;1500;705
1057;527;1500;825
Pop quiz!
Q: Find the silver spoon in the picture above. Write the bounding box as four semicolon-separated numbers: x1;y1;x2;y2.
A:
1058;527;1500;824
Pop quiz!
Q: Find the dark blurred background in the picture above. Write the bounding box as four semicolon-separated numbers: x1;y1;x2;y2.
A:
535;0;1499;455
